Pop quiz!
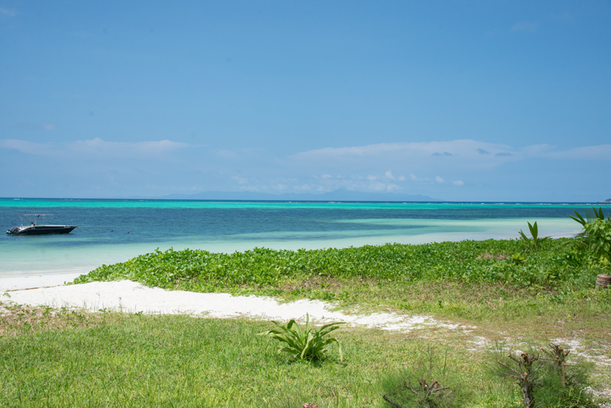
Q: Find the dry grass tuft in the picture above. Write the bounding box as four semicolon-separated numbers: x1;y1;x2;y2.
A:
0;301;102;337
476;252;509;261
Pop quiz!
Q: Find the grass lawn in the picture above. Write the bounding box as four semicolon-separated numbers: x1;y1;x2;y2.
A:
2;238;610;407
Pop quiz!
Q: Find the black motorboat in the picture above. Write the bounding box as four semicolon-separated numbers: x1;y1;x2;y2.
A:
6;214;77;236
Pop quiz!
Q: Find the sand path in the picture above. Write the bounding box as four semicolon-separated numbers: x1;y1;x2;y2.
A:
2;279;453;332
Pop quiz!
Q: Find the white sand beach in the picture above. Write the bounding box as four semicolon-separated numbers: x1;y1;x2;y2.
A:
1;276;454;332
0;271;86;292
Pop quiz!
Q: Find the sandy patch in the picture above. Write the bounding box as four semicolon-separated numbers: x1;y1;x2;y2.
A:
0;271;87;291
1;280;455;332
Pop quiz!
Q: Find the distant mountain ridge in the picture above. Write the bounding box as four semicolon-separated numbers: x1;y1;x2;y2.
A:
161;189;440;202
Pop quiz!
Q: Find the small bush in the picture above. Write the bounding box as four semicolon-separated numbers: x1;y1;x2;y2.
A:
258;314;343;362
492;343;598;408
379;348;470;408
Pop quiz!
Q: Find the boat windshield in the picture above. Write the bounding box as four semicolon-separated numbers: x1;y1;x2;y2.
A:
18;214;54;227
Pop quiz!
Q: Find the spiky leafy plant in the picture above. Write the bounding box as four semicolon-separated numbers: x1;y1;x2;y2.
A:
259;314;344;362
569;207;611;264
569;207;606;227
519;222;549;250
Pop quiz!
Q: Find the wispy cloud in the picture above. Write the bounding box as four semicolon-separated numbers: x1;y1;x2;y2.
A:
18;121;58;130
290;140;521;171
71;138;188;157
0;139;54;156
0;138;188;158
511;21;538;32
232;175;248;184
292;140;518;160
409;174;434;184
291;140;611;167
384;170;406;181
3;138;609;198
543;145;611;160
215;149;240;160
0;7;17;17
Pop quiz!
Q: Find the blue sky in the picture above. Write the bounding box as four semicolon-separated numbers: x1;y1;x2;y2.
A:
1;0;610;201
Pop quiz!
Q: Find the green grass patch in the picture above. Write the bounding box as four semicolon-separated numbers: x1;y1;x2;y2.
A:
1;312;596;407
5;238;609;406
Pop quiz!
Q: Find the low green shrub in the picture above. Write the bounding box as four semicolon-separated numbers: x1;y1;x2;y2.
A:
73;238;598;292
492;344;598;408
258;314;343;362
379;348;470;408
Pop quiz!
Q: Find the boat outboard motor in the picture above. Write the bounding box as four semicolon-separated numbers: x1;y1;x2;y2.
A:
6;226;20;235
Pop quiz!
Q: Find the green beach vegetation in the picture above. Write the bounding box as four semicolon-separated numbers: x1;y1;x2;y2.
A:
2;212;611;407
74;237;606;314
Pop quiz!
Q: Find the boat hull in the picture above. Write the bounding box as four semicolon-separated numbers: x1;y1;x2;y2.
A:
6;225;78;235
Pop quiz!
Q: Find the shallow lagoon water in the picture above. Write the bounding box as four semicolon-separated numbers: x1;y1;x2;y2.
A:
1;199;607;278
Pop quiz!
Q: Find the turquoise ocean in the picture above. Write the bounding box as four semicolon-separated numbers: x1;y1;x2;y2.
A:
1;198;609;278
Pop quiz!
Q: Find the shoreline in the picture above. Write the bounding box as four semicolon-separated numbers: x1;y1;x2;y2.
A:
0;231;579;291
0;271;87;292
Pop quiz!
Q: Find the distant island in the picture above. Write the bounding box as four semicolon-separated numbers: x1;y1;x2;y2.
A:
160;189;440;202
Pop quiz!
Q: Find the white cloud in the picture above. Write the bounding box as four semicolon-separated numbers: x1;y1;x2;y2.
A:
409;174;434;184
232;176;248;184
289;140;611;180
3;137;609;199
384;171;405;181
18;121;58;130
71;138;187;157
0;138;188;158
543;145;611;161
291;140;519;166
0;139;54;156
0;7;17;17
512;21;538;32
215;149;240;160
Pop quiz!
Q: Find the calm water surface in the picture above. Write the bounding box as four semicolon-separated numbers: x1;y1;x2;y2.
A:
1;198;608;277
